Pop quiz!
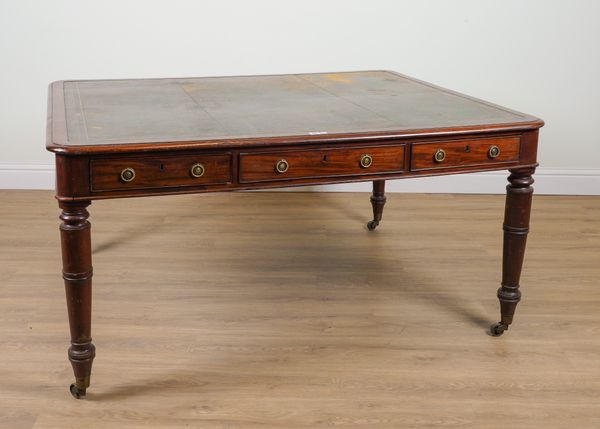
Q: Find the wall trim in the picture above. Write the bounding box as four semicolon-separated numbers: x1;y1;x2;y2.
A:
0;164;56;190
0;163;598;195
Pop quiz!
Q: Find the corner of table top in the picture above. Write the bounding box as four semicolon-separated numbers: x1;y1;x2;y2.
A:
46;80;70;153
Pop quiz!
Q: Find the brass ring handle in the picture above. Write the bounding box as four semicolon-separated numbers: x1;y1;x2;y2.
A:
120;167;136;182
360;154;373;168
275;159;289;174
434;149;446;163
488;145;501;159
190;163;205;178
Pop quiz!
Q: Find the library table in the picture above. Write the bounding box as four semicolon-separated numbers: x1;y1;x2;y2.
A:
46;71;544;398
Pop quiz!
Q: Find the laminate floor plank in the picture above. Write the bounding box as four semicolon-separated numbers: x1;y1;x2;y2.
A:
0;190;598;428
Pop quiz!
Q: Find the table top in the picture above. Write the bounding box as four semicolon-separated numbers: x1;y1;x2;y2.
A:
47;71;542;153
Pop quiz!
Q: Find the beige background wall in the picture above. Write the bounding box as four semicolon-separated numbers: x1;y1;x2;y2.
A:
0;0;598;193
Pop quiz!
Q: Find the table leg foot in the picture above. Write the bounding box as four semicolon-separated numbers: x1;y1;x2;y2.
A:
368;180;386;230
489;322;508;336
367;219;379;230
70;383;87;399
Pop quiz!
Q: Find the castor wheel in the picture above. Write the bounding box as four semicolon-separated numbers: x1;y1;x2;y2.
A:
70;383;86;399
367;220;379;231
490;322;508;337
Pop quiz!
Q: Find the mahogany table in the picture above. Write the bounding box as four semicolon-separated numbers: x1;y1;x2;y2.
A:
46;71;543;399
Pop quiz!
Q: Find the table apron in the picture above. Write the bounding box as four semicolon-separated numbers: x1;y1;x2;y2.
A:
53;130;539;201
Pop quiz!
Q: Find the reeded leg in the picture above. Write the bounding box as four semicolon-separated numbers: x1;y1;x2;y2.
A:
367;180;386;230
491;167;535;336
59;201;95;398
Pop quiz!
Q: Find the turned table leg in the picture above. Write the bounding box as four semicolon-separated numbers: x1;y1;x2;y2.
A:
491;167;535;336
59;201;95;398
367;180;387;230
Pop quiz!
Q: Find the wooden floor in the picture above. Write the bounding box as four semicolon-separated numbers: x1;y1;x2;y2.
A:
1;190;599;428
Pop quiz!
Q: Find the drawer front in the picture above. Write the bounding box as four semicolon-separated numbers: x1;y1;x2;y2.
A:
91;153;232;191
239;145;405;183
410;136;520;171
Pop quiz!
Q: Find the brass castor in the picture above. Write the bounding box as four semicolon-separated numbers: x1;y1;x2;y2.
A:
490;322;508;337
367;220;379;231
70;383;86;399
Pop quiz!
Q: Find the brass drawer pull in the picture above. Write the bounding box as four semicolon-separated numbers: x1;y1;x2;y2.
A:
275;159;289;174
120;167;135;182
190;163;205;178
434;149;446;163
360;154;373;168
488;145;501;159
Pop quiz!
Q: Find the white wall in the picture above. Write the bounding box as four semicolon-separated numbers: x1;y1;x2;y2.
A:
1;0;599;193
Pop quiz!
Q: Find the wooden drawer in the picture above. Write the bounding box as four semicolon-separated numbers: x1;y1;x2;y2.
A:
410;136;520;171
239;145;406;183
90;153;232;191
